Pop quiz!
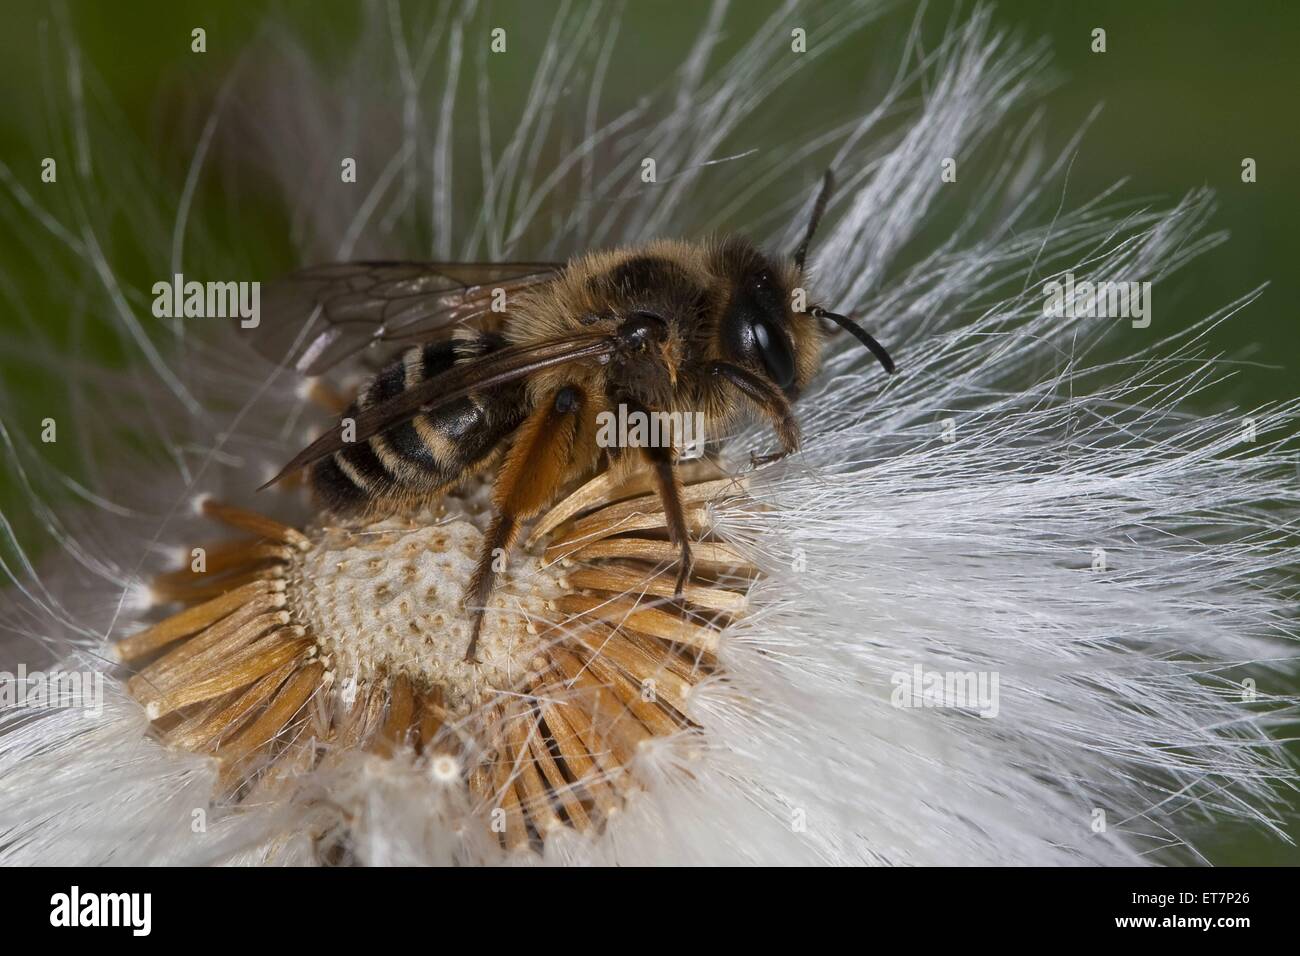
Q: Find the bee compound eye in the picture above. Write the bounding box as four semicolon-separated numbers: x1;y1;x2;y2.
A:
751;316;796;390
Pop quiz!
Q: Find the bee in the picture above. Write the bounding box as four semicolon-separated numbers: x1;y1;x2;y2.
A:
257;172;894;662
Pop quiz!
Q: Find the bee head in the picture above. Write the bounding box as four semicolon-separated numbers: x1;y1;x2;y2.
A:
715;239;809;397
715;171;894;401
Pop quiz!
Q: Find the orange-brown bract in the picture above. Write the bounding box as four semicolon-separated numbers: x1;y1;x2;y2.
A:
259;174;894;661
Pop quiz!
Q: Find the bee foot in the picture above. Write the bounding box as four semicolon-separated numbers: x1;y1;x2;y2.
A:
749;450;789;469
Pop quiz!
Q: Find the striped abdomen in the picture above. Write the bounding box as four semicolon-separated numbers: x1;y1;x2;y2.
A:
309;335;524;514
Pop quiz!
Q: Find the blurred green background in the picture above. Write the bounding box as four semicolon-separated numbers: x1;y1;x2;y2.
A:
0;1;1296;863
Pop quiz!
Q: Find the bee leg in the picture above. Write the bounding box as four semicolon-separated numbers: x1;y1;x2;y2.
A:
463;514;518;664
642;442;693;606
463;385;586;663
708;361;802;459
749;449;791;469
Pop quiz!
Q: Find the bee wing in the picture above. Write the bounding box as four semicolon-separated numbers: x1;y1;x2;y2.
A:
254;261;562;375
260;331;617;488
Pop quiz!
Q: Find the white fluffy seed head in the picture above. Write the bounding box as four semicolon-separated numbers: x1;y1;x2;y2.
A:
0;1;1293;867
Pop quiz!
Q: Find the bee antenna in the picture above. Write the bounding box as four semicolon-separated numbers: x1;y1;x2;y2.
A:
811;307;896;375
793;169;835;271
